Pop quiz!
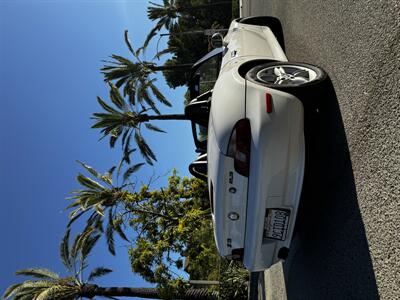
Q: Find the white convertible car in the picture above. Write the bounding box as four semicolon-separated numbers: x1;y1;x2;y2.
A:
186;16;327;271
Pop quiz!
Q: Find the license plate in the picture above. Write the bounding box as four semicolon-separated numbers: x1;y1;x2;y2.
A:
263;209;290;241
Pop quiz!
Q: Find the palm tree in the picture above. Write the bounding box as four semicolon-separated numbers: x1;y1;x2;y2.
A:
93;80;189;165
66;161;136;255
67;161;184;255
3;229;218;300
145;0;232;46
101;30;191;117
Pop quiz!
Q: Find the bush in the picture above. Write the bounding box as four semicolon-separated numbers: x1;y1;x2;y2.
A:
219;259;249;299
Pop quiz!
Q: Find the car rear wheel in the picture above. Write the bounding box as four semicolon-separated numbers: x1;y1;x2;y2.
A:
246;62;328;108
246;62;326;88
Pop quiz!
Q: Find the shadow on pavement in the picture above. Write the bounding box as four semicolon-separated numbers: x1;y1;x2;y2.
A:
284;78;379;299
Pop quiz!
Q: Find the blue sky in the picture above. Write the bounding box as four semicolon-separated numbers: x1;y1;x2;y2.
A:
0;0;195;295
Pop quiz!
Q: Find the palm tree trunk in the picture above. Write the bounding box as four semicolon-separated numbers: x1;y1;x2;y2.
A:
141;113;190;121
180;1;232;12
160;29;228;37
80;284;218;299
150;63;193;72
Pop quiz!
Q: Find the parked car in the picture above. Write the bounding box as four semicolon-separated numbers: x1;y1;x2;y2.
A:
186;16;328;271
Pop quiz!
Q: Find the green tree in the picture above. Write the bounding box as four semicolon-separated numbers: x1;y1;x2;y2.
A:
127;170;212;283
145;0;232;47
66;163;215;285
159;1;232;88
3;228;218;300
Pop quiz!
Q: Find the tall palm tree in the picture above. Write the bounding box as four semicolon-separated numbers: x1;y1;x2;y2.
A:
93;80;189;165
67;161;182;255
145;0;232;47
102;31;191;117
3;229;218;300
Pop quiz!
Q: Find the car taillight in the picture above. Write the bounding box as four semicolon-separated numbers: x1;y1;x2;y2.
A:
227;119;251;177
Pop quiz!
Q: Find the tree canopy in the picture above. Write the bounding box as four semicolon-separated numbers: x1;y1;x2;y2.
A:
158;0;234;88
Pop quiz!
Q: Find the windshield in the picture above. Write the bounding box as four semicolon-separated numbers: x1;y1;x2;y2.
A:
189;48;223;99
196;55;221;95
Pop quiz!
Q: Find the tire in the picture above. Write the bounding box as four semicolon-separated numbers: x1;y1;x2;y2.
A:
246;62;327;88
239;16;285;52
246;61;329;108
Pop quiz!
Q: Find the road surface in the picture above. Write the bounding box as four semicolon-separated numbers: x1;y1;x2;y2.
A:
242;1;400;299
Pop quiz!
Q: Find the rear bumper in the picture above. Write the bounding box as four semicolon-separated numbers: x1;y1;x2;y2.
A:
243;81;305;271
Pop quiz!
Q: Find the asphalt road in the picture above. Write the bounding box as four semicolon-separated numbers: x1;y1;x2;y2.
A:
242;1;400;299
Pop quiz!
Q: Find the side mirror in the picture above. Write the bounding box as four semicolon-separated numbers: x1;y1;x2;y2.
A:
211;33;225;48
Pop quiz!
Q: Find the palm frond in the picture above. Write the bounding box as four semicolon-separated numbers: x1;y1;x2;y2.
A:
101;168;114;186
123;163;145;183
94;215;104;233
106;223;116;256
124;30;136;57
153;47;174;60
123;132;133;164
96;96;120;114
143;24;162;49
2;283;23;299
134;130;157;165
15;269;59;280
88;267;113;282
70;227;95;262
76;173;105;191
112;219;129;242
144;123;166;133
81;232;101;262
67;210;86;227
148;79;171;107
6;280;55;300
137;80;160;115
108;83;126;110
109;126;122;148
93;204;105;216
107;166;117;177
76;161;101;180
125;81;136;105
35;285;69;300
60;228;71;271
121;130;132;151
